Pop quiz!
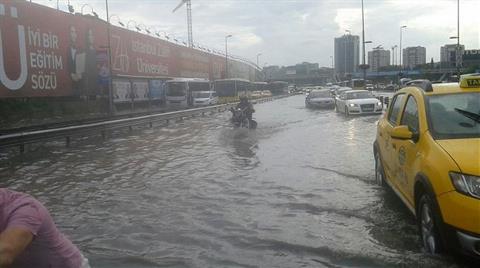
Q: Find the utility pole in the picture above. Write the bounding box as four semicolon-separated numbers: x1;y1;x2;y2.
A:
399;25;407;69
225;35;232;78
173;0;193;48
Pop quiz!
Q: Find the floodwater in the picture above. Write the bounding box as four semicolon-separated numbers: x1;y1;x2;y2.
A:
0;95;470;267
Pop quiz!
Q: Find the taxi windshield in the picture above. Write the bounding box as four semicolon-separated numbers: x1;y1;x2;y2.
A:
427;92;480;139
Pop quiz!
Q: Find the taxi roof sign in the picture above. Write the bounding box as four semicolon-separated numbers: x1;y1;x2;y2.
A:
460;73;480;88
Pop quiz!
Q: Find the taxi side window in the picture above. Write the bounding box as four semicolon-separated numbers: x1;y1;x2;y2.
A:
388;94;405;125
401;96;419;133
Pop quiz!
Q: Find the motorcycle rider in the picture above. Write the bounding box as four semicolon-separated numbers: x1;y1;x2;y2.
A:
236;95;255;121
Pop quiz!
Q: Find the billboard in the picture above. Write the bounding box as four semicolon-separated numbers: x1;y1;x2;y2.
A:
0;0;256;98
463;50;480;61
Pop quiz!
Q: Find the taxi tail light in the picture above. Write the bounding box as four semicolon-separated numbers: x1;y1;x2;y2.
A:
450;172;480;199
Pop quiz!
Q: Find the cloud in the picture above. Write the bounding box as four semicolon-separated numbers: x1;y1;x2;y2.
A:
32;0;480;68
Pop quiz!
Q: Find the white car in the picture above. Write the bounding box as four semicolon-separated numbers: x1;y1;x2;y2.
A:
305;90;335;109
250;91;263;98
192;91;218;106
335;90;383;116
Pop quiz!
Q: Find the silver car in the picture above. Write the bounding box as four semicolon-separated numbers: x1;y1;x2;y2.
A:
305;90;335;109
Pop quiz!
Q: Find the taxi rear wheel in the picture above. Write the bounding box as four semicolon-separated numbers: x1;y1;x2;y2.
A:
418;194;444;254
374;151;385;187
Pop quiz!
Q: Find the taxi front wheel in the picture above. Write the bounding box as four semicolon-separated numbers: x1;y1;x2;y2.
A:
418;194;444;254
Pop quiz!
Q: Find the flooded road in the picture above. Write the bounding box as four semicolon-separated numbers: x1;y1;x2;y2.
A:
0;95;466;267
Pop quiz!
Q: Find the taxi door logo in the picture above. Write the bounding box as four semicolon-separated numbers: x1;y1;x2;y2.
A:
0;4;28;90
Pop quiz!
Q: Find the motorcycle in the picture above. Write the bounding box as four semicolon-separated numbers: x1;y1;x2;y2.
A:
230;107;257;129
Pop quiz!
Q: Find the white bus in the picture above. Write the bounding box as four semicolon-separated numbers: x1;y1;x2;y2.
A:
214;78;251;102
165;78;211;108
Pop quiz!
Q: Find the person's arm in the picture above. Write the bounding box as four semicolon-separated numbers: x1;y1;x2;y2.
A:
0;227;33;267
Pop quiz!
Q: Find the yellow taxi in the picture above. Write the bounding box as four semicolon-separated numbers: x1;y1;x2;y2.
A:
373;74;480;258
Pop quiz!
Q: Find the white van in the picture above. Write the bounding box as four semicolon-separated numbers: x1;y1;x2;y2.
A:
192;91;218;106
165;78;210;108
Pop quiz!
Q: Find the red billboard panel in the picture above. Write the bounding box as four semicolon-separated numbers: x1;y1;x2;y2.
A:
0;1;255;98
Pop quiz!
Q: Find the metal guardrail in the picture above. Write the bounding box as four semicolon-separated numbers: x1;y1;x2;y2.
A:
0;104;232;152
0;96;280;152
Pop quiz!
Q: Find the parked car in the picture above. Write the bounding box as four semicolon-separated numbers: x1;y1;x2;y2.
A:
366;84;375;90
192;91;218;106
376;83;386;91
250;91;263;98
373;75;480;258
385;84;398;91
305;89;335;109
333;87;351;97
335;90;383;116
261;90;272;97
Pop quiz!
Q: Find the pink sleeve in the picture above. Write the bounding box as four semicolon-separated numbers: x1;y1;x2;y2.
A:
6;203;43;236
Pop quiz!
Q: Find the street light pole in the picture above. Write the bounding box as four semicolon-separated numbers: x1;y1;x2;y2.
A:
391;45;397;66
105;0;114;116
225;34;232;79
109;14;125;27
127;20;137;30
344;30;350;78
399;25;407;69
330;56;335;81
456;0;460;77
81;4;99;17
361;0;367;88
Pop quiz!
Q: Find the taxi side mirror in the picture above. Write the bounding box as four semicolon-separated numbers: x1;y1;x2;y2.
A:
390;125;413;140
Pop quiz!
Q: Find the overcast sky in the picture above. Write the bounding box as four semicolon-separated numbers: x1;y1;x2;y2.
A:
35;0;480;67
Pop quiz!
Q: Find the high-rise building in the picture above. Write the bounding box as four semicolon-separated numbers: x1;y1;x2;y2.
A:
440;44;465;68
334;34;359;77
403;46;426;69
368;48;390;72
295;62;319;75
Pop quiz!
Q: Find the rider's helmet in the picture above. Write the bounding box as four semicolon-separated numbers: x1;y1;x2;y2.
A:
239;95;248;103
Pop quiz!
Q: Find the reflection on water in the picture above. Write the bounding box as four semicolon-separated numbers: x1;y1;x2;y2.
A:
0;96;463;267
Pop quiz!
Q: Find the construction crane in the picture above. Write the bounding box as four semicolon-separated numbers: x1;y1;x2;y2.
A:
173;0;193;48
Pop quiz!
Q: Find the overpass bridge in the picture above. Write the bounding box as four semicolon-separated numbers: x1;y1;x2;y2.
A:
265;68;467;86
